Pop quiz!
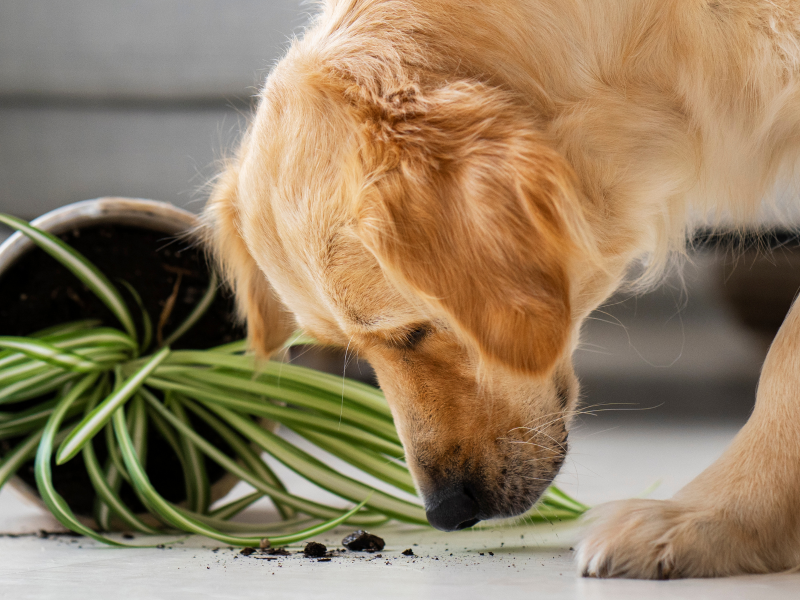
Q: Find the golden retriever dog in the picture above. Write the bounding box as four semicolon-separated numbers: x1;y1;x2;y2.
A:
203;0;800;579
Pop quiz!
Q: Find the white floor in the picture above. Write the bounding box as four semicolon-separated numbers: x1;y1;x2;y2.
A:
2;421;799;600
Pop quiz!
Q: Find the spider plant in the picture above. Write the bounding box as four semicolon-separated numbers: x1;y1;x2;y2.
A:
0;212;588;548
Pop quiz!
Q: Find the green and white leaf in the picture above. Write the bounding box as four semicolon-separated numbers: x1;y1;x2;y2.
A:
56;347;170;464
0;337;103;372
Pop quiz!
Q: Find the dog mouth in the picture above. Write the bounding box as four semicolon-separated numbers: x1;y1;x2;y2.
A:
419;428;569;531
422;466;560;531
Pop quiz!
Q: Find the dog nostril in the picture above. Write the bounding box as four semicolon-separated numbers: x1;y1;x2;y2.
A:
454;517;480;530
425;488;481;532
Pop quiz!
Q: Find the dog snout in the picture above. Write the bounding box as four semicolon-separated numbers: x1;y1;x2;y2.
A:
424;482;482;531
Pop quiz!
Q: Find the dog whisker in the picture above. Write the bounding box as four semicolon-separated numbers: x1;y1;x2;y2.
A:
339;334;355;430
504;440;563;455
520;475;559;483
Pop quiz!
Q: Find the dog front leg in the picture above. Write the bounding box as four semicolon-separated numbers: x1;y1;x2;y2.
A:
577;296;800;579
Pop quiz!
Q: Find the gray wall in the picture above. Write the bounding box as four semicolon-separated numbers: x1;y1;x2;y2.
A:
0;0;310;219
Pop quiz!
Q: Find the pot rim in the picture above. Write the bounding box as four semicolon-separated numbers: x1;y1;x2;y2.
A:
0;197;199;274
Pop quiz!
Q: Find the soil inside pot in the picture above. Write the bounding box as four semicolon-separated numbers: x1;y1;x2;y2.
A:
0;224;245;518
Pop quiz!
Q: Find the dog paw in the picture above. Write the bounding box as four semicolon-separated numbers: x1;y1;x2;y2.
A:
576;499;770;579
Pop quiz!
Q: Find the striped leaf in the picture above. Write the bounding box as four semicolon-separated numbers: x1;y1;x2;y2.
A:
112;403;371;546
33;373;129;545
208;404;428;524
55;347;170;464
0;337;103;372
0;431;43;490
139;391;385;525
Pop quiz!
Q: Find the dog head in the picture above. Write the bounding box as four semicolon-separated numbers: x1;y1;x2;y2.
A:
206;31;607;530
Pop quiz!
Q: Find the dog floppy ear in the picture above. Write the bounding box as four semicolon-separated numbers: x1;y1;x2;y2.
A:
354;81;593;375
202;161;295;356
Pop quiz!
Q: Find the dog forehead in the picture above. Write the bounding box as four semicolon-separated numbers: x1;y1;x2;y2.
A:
262;220;426;341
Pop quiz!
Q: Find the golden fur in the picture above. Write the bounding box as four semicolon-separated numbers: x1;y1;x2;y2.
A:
203;0;800;578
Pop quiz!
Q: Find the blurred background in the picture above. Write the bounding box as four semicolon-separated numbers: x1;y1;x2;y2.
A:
0;1;307;217
2;0;798;429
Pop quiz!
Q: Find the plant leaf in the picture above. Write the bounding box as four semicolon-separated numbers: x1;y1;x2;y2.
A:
0;319;100;364
0;328;136;377
0;371;80;405
0;361;64;389
208;404;427;524
55;346;170;464
139;391;385;525
31;319;103;339
208;491;264;520
543;485;590;513
84;436;160;534
190;512;320;535
163;351;393;420
208;339;247;354
0;431;43;490
291;426;415;494
45;327;137;352
0;396;88;440
175;395;294;521
112;409;372;546
143;398;194;512
33;373;129;545
0;320;101;370
167;397;210;513
79;378;161;534
148;374;403;455
151;367;398;442
282;331;319;348
0;337;103;372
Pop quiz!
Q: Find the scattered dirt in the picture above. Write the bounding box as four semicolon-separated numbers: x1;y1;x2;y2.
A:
38;530;83;539
303;542;328;558
0;530;84;539
342;530;385;552
241;546;293;559
402;548;414;556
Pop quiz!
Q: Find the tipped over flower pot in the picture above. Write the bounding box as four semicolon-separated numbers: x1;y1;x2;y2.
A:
0;198;245;529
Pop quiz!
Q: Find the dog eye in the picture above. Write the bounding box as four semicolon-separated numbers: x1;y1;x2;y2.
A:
392;325;431;350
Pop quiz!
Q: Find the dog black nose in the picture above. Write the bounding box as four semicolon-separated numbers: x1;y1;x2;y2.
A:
425;487;481;531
